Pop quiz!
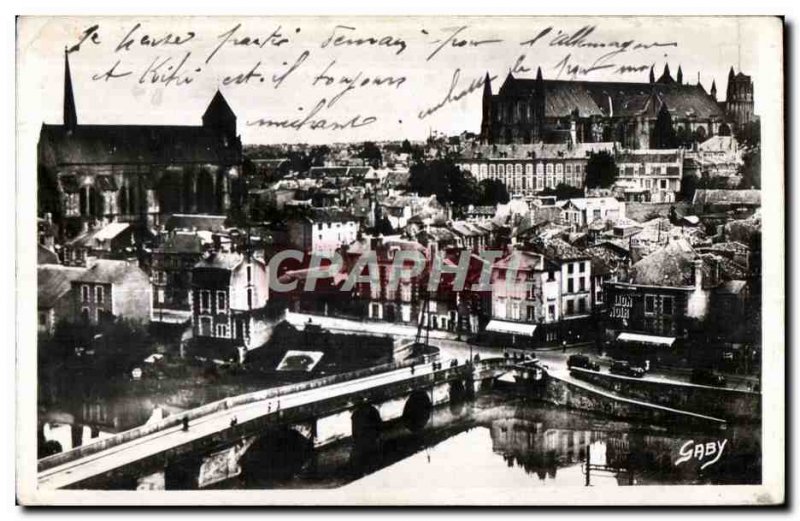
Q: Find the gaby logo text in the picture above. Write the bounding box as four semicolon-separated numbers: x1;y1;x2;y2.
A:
675;439;728;470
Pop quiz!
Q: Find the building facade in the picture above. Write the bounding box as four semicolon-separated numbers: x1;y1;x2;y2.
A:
70;259;152;325
38;52;243;239
613;150;684;203
479;64;736;148
457;143;615;196
191;252;269;349
287;208;360;256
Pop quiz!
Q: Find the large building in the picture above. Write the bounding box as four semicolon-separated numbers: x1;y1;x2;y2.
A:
479;64;747;149
725;67;755;128
457;142;614;196
38;52;243;239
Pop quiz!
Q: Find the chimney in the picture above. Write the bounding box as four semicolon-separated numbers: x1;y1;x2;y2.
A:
693;258;704;290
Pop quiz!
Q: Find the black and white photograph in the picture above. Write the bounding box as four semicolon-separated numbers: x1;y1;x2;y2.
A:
14;14;785;506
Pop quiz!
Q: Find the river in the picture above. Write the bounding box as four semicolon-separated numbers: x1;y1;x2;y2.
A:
212;389;761;490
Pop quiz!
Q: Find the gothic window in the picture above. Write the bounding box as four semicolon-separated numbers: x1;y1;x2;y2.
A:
515;164;523;175
525;164;533;175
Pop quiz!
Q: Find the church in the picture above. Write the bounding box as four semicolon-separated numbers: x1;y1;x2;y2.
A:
38;52;243;239
479;64;753;149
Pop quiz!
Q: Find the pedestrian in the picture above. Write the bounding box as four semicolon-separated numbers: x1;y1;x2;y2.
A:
230;416;238;428
182;417;189;432
562;340;567;354
268;403;271;413
411;364;415;375
277;399;280;410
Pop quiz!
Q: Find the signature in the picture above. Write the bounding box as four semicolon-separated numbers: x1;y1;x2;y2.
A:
675;439;728;470
418;68;496;120
553;51;652;79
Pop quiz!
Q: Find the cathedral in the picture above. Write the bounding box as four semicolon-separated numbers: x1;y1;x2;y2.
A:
38;52;243;239
479;64;754;149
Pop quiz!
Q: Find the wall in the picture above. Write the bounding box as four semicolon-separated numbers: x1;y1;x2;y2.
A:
569;368;760;421
625;201;691;222
538;372;726;429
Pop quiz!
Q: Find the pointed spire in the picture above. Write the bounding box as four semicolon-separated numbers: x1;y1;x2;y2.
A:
649;65;655;84
656;63;674;84
63;49;77;131
710;79;717;100
729;66;735;79
483;72;492;97
536;66;543;82
676;65;683;84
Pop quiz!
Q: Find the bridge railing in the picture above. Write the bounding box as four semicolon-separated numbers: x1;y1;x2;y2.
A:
38;357;421;472
39;356;509;473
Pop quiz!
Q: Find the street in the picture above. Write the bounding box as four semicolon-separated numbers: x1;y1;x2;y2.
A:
429;337;759;391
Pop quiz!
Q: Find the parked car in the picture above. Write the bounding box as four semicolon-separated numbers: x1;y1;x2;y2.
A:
690;368;727;387
567;354;600;371
609;360;645;378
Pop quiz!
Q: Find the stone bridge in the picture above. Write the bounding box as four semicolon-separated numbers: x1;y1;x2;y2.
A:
37;357;514;490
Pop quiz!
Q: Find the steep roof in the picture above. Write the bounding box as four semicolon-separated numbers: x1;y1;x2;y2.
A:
493;250;545;272
693;189;761;206
159;232;204;255
461;141;614;160
39;123;242;165
498;76;725;120
629;239;717;287
194;252;243;271
535;237;590;262
38;244;60;265
165;214;228;233
38;265;85;308
75;259;149;285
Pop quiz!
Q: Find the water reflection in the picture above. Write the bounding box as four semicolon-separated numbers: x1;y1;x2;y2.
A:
217;392;761;490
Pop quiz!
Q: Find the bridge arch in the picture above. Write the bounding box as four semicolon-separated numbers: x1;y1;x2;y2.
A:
239;427;313;483
402;390;432;432
448;380;468;414
351;403;382;452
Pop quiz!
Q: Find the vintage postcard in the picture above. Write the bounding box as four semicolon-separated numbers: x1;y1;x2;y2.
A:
16;15;784;505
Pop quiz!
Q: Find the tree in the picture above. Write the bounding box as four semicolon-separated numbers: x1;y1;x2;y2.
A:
540;183;584;200
374;215;395;235
679;173;699;202
477;179;510;205
738;148;761;189
409;158;480;208
735;121;761;148
585;151;618;188
400;139;414;154
357;141;383;168
309;145;331;167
